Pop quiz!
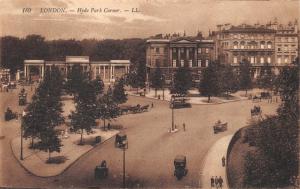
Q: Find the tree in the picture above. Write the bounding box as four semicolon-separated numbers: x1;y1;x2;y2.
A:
239;59;252;95
70;81;97;144
171;66;192;95
199;62;221;102
220;64;239;97
91;75;104;97
112;78;127;104
65;64;88;96
97;89;120;130
150;64;163;97
256;63;273;91
23;67;64;159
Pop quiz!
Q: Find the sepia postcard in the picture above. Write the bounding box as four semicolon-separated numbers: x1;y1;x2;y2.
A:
0;0;299;188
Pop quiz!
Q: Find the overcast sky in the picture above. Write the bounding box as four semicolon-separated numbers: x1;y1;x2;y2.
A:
0;0;299;40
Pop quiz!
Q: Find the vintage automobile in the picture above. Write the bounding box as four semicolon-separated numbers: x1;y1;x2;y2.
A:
94;160;108;179
115;133;127;148
19;93;27;106
174;155;188;180
251;106;262;117
213;121;228;134
4;108;18;121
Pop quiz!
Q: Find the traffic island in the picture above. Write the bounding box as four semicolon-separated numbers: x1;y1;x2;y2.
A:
11;129;119;177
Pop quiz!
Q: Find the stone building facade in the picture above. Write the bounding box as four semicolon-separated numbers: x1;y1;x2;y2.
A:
24;56;130;83
146;37;214;84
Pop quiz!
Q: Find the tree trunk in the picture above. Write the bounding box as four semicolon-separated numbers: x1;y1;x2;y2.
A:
31;137;34;148
245;89;248;96
163;88;165;100
80;129;83;144
208;95;211;103
103;119;106;130
155;88;157;97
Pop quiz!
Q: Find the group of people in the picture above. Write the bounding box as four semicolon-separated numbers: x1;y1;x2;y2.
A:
211;176;224;188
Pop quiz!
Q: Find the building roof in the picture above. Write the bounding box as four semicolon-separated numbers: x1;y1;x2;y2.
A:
66;56;89;63
24;60;45;64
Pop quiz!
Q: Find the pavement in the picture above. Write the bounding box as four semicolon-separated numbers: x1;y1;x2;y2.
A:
11;128;119;177
201;134;233;189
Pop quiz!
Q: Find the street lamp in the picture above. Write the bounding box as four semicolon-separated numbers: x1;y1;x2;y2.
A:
20;110;26;160
171;95;175;131
115;134;128;188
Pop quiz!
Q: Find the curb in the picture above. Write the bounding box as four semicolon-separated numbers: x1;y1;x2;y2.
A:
128;93;249;106
10;131;119;178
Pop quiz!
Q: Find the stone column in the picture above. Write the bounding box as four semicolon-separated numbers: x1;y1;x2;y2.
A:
24;65;27;80
178;48;181;67
103;66;106;81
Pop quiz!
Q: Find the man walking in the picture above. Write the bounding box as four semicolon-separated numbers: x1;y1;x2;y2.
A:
183;123;186;131
218;176;223;188
222;156;226;167
210;176;215;188
215;176;219;189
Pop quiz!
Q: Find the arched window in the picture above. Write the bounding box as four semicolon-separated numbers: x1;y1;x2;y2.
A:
260;41;265;49
240;41;245;49
233;41;238;49
267;41;272;49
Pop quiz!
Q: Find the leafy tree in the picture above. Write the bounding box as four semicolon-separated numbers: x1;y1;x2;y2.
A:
65;64;88;96
112;78;127;104
220;64;239;97
97;89;120;130
23;35;48;59
239;59;252;95
70;81;97;144
199;62;221;102
91;75;104;97
171;66;192;95
256;63;273;91
150;64;163;97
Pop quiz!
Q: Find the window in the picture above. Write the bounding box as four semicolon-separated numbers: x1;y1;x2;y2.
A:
267;57;271;64
155;59;160;66
278;47;281;52
189;60;192;67
260;57;264;64
260;42;265;49
156;47;160;53
205;48;209;53
205;60;209;67
197;60;201;67
267;42;272;49
250;56;255;64
172;60;176;67
284;56;288;63
277;57;281;64
284;45;288;51
233;41;238;49
240;41;245;49
173;48;177;53
198;48;201;53
180;60;184;67
233;57;238;64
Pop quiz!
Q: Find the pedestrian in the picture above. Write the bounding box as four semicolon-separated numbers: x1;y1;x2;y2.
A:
183;123;186;131
215;176;219;189
222;156;226;167
210;176;215;188
107;123;111;130
151;102;154;108
218;176;223;188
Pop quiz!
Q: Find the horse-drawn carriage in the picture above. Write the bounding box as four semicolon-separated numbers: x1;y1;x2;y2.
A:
174;155;188;180
4;108;18;121
94;160;108;179
213;120;228;134
120;104;150;115
251;106;262;117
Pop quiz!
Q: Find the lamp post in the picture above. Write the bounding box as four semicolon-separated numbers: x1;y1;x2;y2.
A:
171;95;175;131
20;110;26;160
115;134;128;188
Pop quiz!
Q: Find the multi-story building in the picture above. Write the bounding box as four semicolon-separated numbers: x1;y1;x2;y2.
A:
146;36;214;85
24;56;130;83
211;19;298;78
274;20;298;65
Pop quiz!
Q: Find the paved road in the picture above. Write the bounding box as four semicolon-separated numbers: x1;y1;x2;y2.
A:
0;87;278;188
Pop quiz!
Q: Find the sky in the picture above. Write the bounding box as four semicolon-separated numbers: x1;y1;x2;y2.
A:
0;0;299;40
